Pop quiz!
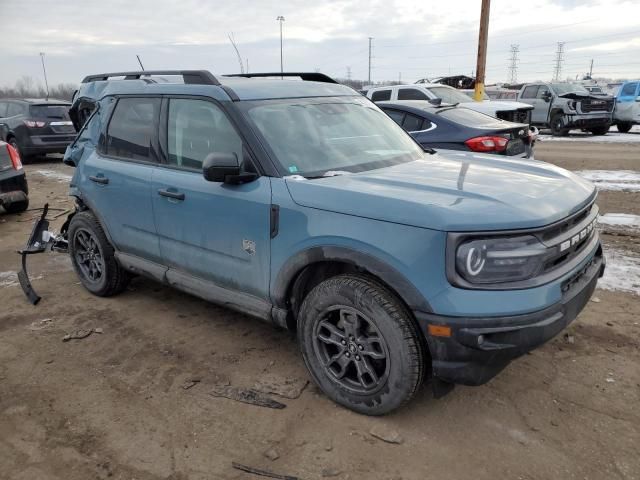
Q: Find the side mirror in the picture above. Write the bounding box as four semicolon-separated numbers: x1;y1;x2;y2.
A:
202;152;257;184
542;92;552;102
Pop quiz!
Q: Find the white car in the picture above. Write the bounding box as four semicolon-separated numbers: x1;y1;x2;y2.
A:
366;83;533;125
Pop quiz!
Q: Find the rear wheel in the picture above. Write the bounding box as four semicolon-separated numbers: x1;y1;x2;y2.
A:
68;211;130;296
298;274;425;415
3;198;29;213
617;122;632;133
589;125;610;136
550;113;569;136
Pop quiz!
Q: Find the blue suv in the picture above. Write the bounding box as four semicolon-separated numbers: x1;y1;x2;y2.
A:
29;70;604;415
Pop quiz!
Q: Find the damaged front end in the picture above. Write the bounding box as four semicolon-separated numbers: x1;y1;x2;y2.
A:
18;204;75;304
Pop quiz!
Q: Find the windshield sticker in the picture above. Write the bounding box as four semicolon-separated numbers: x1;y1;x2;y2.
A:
288;165;299;173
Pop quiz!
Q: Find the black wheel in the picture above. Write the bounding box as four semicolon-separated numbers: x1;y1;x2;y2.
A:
3;197;29;213
68;211;130;296
617;122;632;133
589;125;610;136
549;113;569;136
298;274;425;415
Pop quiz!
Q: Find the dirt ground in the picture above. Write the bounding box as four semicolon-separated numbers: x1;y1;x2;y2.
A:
1;142;639;480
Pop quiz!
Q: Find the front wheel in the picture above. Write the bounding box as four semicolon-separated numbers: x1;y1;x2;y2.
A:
68;211;130;296
550;113;569;136
298;274;425;415
589;125;610;136
617;122;632;133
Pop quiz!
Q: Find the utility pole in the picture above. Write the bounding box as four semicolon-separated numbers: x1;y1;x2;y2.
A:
398;72;402;84
228;32;245;74
368;37;373;85
507;44;519;84
346;66;352;81
246;58;249;74
589;59;594;78
136;55;145;71
277;16;285;78
553;42;565;81
39;52;49;100
473;0;491;101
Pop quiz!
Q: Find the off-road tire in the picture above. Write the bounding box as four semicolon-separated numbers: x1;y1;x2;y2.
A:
550;113;569;136
589;125;610;136
2;198;29;213
617;122;632;133
298;274;425;415
68;210;130;296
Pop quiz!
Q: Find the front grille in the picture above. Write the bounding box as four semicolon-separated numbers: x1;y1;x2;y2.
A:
496;109;532;124
580;99;614;113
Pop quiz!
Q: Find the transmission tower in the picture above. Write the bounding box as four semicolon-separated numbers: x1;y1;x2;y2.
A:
346;66;352;81
553;42;565;81
507;44;519;84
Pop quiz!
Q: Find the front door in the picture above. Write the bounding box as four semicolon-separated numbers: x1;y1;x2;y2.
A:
152;97;272;300
616;82;639;123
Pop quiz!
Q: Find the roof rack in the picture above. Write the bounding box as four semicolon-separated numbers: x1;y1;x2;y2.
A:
225;72;338;84
81;70;220;85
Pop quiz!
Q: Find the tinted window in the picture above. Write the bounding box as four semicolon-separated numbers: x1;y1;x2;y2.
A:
621;82;638;96
167;99;242;170
30;105;70;119
402;113;425;132
536;85;550;99
0;102;7;117
521;86;539;99
437;107;497;127
6;103;23;117
426;86;471;104
397;88;428;100
371;90;391;102
384;109;405;126
106;97;160;161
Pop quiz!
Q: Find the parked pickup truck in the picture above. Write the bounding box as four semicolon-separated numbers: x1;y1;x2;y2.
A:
517;82;613;136
613;80;639;133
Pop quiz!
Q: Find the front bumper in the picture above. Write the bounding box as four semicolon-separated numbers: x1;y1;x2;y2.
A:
0;169;28;207
415;243;604;386
565;114;611;129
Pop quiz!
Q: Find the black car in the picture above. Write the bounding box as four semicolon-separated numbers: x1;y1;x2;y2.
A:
378;100;535;158
0;98;75;161
0;140;28;213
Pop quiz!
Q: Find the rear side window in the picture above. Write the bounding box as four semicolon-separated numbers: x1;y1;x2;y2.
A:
402;113;426;132
620;82;638;96
383;109;405;126
397;88;428;100
521;86;539;99
371;90;391;102
106;97;160;161
167;99;243;170
30;105;71;120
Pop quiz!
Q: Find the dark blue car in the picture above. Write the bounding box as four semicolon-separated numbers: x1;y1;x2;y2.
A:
378;100;536;158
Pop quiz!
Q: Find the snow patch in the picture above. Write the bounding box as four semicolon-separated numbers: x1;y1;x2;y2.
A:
0;271;18;288
598;213;640;233
33;170;73;182
598;248;640;295
539;125;640;143
575;170;640;192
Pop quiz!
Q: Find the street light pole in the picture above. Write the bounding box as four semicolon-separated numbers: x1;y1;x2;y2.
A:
276;16;285;78
39;52;50;100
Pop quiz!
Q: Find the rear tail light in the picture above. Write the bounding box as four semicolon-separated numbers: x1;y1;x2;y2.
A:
464;136;509;152
6;143;23;170
23;119;46;128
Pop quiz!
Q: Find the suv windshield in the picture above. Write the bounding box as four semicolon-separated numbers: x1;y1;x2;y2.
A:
29;105;71;119
427;87;473;104
551;83;590;95
244;96;424;177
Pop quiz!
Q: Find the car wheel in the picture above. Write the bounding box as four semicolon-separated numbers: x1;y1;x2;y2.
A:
2;198;29;213
550;113;569;136
589;125;610;136
298;274;425;415
68;211;130;296
617;122;632;133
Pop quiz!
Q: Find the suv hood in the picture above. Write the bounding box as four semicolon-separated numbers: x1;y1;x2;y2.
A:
285;154;595;232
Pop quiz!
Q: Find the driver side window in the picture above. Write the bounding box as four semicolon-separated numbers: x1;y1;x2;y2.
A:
167;99;243;170
536;86;550;99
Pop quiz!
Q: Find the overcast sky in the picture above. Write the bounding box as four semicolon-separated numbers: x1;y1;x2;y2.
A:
2;0;639;88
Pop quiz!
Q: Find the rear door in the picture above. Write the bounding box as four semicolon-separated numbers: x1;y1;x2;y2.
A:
80;96;162;262
152;97;272;300
616;82;639;123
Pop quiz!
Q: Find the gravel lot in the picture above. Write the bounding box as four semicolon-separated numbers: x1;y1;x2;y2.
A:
1;141;639;480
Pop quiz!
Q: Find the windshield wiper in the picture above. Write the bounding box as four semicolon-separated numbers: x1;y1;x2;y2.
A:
304;170;353;179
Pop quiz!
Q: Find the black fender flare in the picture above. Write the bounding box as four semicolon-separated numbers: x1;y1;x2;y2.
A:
272;245;432;313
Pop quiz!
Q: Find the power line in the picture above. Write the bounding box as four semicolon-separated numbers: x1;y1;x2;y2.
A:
508;44;519;83
553;42;565;81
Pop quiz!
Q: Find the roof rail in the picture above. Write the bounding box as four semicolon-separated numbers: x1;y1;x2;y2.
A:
224;72;338;84
81;70;220;85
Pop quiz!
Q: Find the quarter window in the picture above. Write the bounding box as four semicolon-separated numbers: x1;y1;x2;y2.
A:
384;109;405;126
371;90;392;102
106;97;160;161
402;113;425;132
397;88;428;100
167;99;243;170
6;103;23;117
521;86;539;99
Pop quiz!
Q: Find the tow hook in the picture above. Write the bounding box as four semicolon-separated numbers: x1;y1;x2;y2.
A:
17;203;71;305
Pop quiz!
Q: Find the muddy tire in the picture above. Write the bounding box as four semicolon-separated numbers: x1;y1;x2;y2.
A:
617;122;632;133
298;274;425;415
589;125;610;136
550;113;569;136
2;198;29;214
68;210;130;296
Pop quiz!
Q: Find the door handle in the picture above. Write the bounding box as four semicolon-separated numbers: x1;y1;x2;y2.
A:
158;189;185;201
89;175;109;185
